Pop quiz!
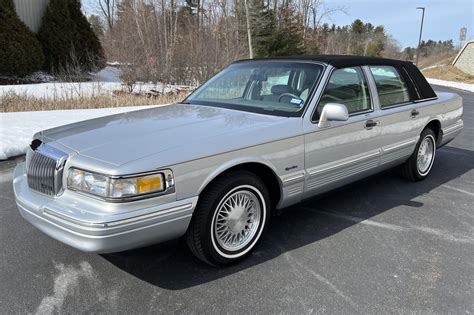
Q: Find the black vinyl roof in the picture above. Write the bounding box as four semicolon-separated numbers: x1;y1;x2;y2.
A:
235;54;412;68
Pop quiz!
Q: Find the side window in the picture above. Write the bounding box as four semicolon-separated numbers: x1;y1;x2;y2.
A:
315;66;371;120
369;66;411;108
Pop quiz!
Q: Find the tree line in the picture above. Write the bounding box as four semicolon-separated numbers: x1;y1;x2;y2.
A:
89;0;406;85
1;0;458;84
402;39;456;62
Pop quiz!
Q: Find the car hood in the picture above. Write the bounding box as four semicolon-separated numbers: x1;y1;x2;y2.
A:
39;104;301;166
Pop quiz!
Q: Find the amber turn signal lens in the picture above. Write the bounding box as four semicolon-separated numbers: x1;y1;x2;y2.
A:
136;175;164;194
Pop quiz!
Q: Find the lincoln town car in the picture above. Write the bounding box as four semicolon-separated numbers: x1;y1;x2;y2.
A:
13;55;463;266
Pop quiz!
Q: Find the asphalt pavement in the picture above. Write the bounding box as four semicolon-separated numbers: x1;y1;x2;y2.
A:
0;85;472;314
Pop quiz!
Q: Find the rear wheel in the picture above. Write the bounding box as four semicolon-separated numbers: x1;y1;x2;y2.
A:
185;171;270;266
401;128;436;181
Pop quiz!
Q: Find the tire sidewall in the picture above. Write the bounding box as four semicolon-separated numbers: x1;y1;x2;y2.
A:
203;173;271;264
210;185;266;259
414;129;436;179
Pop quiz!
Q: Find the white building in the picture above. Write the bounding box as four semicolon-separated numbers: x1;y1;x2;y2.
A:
13;0;49;33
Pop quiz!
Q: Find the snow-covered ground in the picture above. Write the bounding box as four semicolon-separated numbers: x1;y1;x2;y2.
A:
0;66;185;99
93;66;122;82
421;64;448;71
0;66;189;160
427;78;474;93
0;105;161;160
0;80;181;99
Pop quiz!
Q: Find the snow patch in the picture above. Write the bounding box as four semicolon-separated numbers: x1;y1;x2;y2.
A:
0;81;182;99
427;78;474;92
421;64;447;71
0;105;158;160
92;66;122;83
0;66;188;99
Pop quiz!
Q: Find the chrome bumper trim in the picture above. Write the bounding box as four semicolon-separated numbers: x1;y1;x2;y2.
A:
443;120;464;136
42;203;194;228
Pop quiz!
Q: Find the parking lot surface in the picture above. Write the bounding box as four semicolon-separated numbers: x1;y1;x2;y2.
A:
0;86;472;314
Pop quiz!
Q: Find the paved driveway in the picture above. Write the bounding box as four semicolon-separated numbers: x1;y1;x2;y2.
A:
0;86;472;314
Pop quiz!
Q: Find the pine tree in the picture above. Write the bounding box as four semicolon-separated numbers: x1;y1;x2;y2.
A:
88;15;105;38
38;0;105;73
38;0;76;72
67;0;105;71
267;6;304;56
0;0;45;76
250;0;276;57
350;19;365;55
248;3;304;57
366;25;385;57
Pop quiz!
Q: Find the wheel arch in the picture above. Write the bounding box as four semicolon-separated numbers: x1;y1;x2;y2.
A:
424;119;442;146
197;159;283;210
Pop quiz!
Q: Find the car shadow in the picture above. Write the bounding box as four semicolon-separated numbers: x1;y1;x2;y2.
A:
101;146;473;290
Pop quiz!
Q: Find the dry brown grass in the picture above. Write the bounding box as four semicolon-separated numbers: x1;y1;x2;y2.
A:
422;65;474;84
418;52;457;70
0;89;191;112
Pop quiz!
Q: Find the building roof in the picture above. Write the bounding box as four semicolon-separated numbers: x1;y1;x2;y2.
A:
235;55;413;68
453;39;474;65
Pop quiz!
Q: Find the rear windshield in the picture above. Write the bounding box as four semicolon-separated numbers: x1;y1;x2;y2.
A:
185;61;324;117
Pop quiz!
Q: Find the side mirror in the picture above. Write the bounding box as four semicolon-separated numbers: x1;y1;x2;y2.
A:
318;103;349;128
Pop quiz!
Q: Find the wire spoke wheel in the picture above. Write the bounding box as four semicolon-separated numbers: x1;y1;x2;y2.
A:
401;128;437;182
417;135;435;175
186;171;270;266
213;188;262;252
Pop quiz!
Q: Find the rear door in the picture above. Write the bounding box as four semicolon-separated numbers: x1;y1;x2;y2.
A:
366;65;425;166
302;66;383;198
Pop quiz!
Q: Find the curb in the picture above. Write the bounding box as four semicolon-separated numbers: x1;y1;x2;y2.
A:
427;78;474;93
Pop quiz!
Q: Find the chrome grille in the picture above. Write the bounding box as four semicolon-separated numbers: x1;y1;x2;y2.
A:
26;141;68;196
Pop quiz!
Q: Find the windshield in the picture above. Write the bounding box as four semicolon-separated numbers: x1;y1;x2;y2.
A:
185;61;324;117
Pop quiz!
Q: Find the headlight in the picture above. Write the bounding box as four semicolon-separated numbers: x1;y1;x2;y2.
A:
67;168;174;201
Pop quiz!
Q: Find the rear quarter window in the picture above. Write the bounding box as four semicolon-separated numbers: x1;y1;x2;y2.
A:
369;66;411;108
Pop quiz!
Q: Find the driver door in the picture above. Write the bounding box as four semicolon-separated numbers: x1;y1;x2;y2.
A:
303;66;383;198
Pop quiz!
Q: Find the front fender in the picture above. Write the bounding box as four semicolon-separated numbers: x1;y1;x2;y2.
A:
196;156;282;195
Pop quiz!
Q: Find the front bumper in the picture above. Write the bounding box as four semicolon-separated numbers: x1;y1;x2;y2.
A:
13;163;197;253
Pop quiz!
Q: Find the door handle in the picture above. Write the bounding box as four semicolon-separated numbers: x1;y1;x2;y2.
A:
365;119;379;129
411;109;420;118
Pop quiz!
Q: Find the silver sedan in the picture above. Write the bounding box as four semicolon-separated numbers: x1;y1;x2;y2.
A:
14;56;463;266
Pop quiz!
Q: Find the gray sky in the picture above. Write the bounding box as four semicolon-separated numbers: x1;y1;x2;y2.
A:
82;0;474;48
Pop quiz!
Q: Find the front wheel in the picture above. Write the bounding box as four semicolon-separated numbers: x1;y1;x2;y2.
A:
185;171;271;266
401;128;437;181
